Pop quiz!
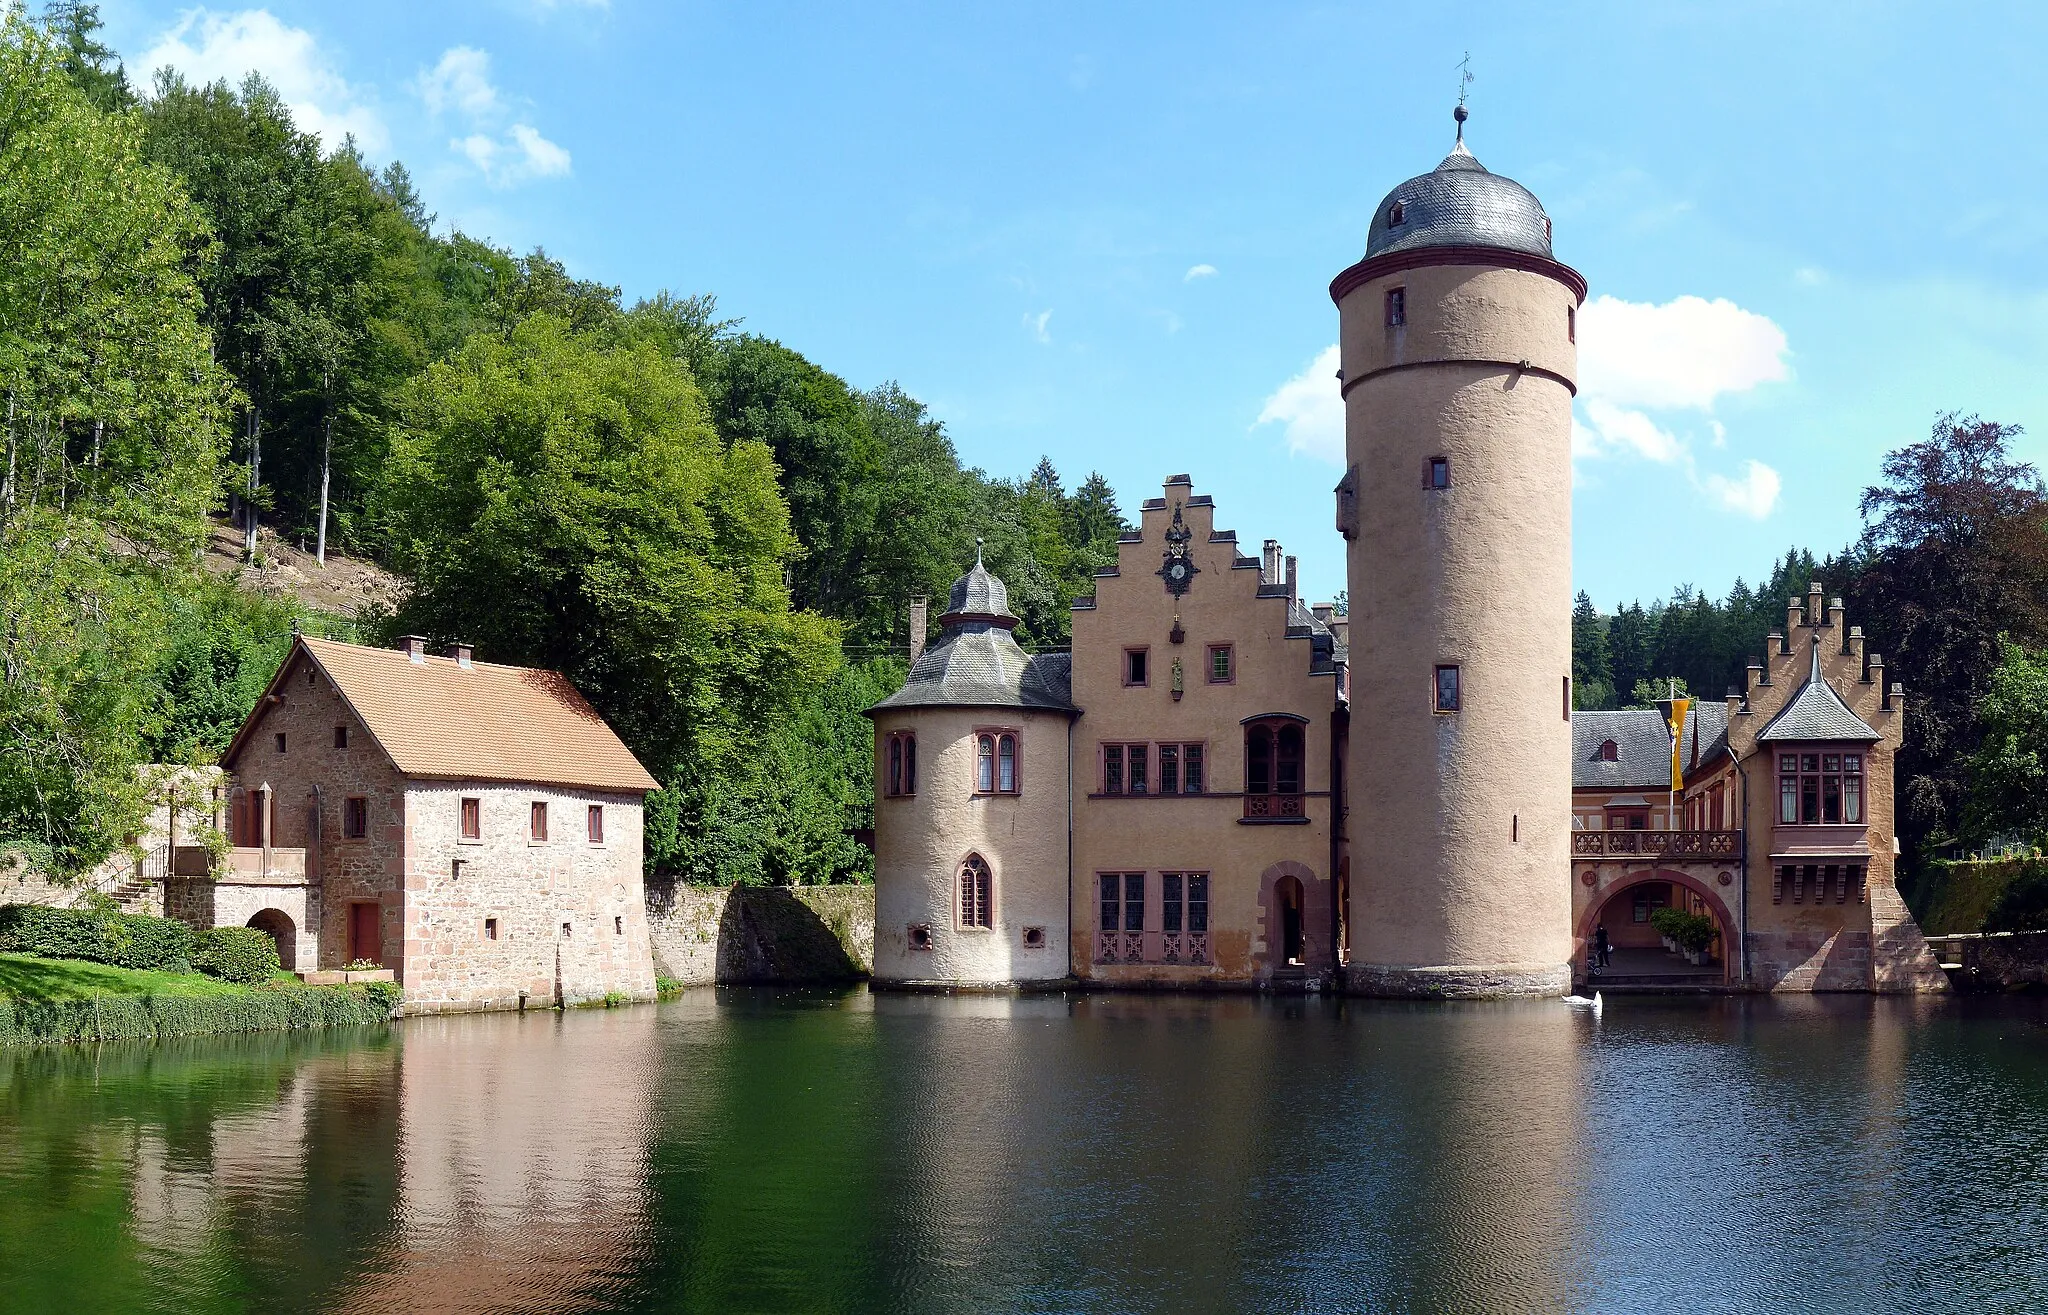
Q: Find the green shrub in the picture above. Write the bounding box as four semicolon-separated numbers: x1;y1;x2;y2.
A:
1985;863;2048;933
0;902;197;973
1646;906;1717;952
654;975;685;998
0;982;399;1047
193;927;281;984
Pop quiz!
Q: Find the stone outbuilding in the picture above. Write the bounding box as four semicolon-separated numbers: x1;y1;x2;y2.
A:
169;635;660;1012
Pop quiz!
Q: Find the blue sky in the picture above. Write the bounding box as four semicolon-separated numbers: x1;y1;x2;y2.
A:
98;1;2048;610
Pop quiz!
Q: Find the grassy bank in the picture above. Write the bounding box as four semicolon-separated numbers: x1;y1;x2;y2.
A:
0;952;397;1046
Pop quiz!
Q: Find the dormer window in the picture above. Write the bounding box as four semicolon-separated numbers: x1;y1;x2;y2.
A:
1388;200;1406;226
1599;739;1618;762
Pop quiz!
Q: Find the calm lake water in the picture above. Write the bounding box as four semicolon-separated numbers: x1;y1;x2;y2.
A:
3;989;2047;1314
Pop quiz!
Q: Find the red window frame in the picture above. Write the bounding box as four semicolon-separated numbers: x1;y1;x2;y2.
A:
884;730;918;797
1124;647;1150;687
975;729;1021;796
1778;750;1863;825
530;801;548;842
587;804;604;844
1207;644;1234;684
460;797;481;841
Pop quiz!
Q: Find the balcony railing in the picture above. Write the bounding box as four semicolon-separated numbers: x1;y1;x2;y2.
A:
171;845;309;884
1571;830;1742;859
1095;931;1211;966
1242;793;1306;821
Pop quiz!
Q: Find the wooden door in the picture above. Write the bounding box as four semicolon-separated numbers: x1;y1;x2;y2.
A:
349;902;382;965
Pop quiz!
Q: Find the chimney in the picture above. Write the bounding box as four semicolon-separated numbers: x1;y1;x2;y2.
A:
449;642;474;669
908;596;929;665
1846;624;1864;658
1871;653;1887;703
1746;657;1764;690
397;635;427;664
1828;597;1846;632
1786;598;1803;635
1285;555;1298;601
1262;540;1282;585
1311;603;1334;626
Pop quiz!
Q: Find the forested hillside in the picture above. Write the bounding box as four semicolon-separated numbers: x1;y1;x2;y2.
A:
1572;413;2048;880
0;6;1122;885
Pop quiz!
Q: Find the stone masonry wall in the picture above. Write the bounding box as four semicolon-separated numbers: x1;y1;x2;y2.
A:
402;780;656;1012
645;882;874;985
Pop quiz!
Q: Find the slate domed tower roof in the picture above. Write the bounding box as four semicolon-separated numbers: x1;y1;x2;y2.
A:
1364;107;1557;261
868;544;1075;714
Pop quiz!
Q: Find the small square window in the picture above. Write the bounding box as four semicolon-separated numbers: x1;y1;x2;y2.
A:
1125;648;1149;687
333;725;348;749
484;917;498;941
1022;926;1046;949
530;801;548;842
1434;664;1461;713
1385;287;1406;327
460;797;481;840
1426;457;1449;489
274;732;287;753
343;796;368;839
908;923;933;952
1208;644;1233;683
587;804;604;844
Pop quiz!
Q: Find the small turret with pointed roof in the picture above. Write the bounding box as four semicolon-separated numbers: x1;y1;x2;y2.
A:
941;538;1017;628
867;541;1074;715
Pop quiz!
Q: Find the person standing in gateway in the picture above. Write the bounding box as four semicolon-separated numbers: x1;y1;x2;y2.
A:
1595;924;1612;969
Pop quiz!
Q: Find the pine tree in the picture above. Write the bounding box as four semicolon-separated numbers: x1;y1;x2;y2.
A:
1571;591;1615;709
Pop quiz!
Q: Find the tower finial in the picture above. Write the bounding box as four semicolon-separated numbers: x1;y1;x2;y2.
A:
1454;51;1473;142
975;536;985;567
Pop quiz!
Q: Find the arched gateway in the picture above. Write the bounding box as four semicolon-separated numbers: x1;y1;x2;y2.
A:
1577;869;1736;986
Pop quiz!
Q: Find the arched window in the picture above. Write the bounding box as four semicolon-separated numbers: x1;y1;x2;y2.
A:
885;731;917;797
1243;717;1307;820
1599;739;1618;762
975;729;1020;795
959;854;993;929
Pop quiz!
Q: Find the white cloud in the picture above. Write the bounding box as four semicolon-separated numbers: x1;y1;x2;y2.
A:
139;9;388;154
1701;460;1782;519
1184;263;1218;282
1573;293;1791;518
1025;309;1052;343
1794;266;1827;286
1254;345;1343;463
417;46;570;187
417;47;501;118
1576;294;1789;410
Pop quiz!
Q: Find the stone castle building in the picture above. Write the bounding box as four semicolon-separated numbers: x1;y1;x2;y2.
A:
169;634;660;1013
868;115;1947;997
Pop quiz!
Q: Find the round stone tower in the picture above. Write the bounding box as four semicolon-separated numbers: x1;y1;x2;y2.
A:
866;550;1076;988
1332;109;1585;997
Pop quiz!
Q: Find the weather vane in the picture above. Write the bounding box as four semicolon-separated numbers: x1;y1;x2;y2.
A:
1455;52;1473;140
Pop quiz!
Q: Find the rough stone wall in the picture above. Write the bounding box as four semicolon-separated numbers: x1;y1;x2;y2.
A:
1068;480;1339;987
1724;591;1946;992
1340;263;1579;995
401;780;655;1012
644;882;874;985
225;651;406;970
871;705;1071;984
1939;931;2048;991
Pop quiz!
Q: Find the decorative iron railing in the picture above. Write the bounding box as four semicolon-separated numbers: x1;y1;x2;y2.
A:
1161;933;1211;965
1571;830;1742;858
1096;931;1210;965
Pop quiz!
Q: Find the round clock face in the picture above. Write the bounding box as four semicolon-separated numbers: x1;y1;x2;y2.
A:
1166;559;1190;582
1163;557;1193;594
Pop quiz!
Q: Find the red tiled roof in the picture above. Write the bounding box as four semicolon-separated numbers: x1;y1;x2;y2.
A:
231;637;660;794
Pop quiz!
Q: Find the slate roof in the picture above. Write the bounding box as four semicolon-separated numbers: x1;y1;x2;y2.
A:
1365;129;1556;262
1572;710;1674;791
228;636;661;793
870;557;1077;715
1683;699;1730;772
1757;642;1881;743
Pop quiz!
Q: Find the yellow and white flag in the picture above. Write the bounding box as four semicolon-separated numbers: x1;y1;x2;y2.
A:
1665;698;1692;790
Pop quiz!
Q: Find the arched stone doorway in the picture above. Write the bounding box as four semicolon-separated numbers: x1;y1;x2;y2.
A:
247;908;296;971
1275;876;1305;965
1578;870;1735;985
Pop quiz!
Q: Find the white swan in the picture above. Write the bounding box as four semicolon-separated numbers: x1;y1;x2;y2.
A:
1563;990;1604;1015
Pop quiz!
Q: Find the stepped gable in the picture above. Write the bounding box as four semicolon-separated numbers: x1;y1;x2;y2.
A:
223;636;659;792
1757;641;1881;743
